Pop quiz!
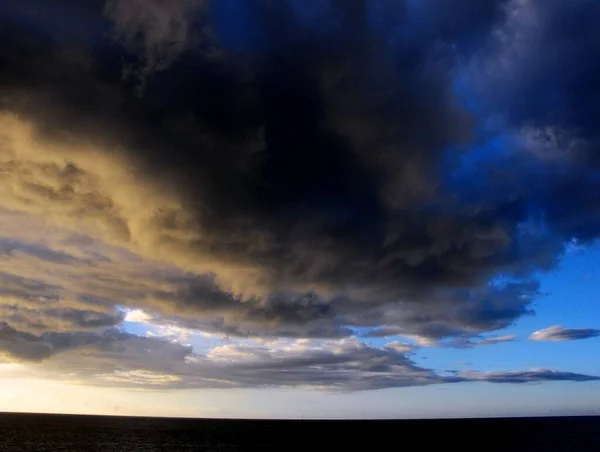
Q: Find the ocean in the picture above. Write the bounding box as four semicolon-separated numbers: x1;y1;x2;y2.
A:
0;413;598;451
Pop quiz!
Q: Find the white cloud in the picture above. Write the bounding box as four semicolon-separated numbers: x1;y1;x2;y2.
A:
124;309;153;324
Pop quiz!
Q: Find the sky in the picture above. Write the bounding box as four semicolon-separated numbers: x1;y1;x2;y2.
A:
0;0;599;419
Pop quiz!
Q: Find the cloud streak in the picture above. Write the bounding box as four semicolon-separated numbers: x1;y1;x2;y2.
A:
457;369;600;384
529;326;600;342
444;334;517;349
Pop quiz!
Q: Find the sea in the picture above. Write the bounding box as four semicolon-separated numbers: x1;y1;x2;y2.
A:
0;413;598;451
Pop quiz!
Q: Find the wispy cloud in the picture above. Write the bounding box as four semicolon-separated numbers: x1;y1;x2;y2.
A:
444;334;517;349
529;326;600;342
457;369;600;384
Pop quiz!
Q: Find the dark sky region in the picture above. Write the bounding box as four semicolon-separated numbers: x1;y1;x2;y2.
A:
0;0;599;417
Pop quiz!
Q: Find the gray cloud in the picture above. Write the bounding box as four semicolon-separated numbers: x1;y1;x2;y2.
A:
0;218;539;342
4;324;595;391
0;305;124;336
0;323;444;388
0;323;135;361
458;369;600;384
444;334;517;349
529;325;600;342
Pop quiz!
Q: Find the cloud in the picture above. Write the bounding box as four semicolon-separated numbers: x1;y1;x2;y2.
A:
0;323;138;362
2;322;597;391
529;326;600;342
462;0;600;244
103;0;209;90
0;324;443;389
0;0;576;339
0;0;516;302
444;334;517;349
0;0;566;316
469;334;517;346
0;209;540;342
124;310;153;324
0;0;599;390
458;369;600;384
3;324;596;391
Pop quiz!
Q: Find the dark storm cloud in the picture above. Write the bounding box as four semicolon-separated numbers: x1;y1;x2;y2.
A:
93;266;541;340
0;0;599;348
466;0;600;243
0;305;124;336
478;0;600;148
0;0;501;292
0;323;137;361
0;230;537;341
103;0;208;86
530;325;600;342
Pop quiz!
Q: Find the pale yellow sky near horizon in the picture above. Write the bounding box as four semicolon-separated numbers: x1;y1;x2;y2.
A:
0;375;219;418
2;364;599;419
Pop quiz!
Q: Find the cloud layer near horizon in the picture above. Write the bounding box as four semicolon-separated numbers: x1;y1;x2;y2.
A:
0;0;599;389
3;325;599;391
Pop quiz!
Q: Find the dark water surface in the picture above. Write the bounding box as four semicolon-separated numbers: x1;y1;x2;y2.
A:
0;413;598;451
